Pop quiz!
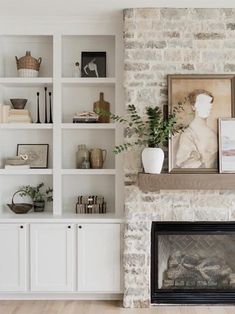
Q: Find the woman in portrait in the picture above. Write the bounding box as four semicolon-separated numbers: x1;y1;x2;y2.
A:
176;89;217;169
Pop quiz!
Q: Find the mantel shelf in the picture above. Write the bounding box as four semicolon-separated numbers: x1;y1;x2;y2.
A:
138;173;235;191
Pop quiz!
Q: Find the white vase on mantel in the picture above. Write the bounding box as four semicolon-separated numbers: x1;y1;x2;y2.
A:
142;147;164;174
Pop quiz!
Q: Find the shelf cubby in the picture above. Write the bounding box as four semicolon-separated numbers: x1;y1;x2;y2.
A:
0;129;53;169
62;35;115;78
0;175;53;214
0;35;53;78
62;129;115;169
62;84;115;123
0;83;53;124
62;175;115;214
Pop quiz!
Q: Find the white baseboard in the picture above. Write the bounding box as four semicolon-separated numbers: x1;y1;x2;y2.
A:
0;293;123;301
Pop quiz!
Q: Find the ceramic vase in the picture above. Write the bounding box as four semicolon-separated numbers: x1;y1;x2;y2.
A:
142;147;164;174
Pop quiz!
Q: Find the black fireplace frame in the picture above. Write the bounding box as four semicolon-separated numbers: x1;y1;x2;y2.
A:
151;222;235;304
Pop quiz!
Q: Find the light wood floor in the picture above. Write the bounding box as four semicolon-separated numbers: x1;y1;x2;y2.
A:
0;301;234;314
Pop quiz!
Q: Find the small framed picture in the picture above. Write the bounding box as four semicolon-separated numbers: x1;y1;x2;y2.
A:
81;52;106;78
219;118;235;173
17;144;49;169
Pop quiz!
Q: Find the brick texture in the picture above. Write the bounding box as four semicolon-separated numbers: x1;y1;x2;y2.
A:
123;8;235;308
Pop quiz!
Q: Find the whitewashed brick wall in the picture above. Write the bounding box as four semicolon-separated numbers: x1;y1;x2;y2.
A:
123;8;235;308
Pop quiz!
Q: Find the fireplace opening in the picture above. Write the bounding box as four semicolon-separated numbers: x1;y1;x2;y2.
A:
151;222;235;304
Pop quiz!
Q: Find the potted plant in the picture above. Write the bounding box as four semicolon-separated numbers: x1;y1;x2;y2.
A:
96;103;186;174
20;183;53;212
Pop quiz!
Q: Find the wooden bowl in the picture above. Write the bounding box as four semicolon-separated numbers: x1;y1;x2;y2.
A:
10;98;28;109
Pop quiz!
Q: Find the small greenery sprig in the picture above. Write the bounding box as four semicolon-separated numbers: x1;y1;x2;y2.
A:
96;99;187;154
20;183;53;203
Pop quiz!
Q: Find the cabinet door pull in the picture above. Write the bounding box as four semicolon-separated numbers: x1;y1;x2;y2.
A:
20;225;24;229
78;225;82;229
68;225;71;229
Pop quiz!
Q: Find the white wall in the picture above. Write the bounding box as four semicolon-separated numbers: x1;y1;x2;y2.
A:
1;0;235;20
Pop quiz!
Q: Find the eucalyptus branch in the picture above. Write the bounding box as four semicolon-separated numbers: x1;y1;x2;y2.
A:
95;101;186;154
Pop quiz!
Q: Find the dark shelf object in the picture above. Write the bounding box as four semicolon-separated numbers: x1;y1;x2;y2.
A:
138;173;235;191
36;92;41;123
49;92;53;123
44;87;48;123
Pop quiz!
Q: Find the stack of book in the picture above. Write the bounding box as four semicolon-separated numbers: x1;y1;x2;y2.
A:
0;104;32;123
0;104;10;123
76;195;107;214
5;156;30;169
73;111;99;123
8;109;32;123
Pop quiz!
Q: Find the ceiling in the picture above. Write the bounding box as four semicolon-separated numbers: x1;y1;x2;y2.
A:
1;0;235;18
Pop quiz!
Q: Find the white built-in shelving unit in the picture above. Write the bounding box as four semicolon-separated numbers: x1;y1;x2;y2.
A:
0;31;123;219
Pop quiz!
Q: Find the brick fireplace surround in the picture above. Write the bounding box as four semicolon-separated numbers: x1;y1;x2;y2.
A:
123;8;235;308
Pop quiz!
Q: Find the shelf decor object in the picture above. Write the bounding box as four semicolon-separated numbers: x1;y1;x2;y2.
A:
7;190;33;214
90;148;107;169
44;87;48;123
76;195;106;214
10;99;27;110
168;74;235;173
49;92;53;123
17;144;49;169
36;92;41;123
219;118;235;173
81;52;106;78
15;51;42;78
76;144;90;168
19;183;53;212
73;111;99;123
73;61;81;77
93;92;110;123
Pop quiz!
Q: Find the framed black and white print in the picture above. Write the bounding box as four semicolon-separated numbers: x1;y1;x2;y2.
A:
81;52;106;78
17;144;49;169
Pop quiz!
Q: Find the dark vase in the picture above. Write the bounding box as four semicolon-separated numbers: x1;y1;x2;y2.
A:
33;200;45;212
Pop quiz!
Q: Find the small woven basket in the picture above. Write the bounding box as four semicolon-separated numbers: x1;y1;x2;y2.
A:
7;190;33;214
15;51;42;77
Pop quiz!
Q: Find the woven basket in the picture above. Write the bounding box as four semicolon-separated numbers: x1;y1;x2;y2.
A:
15;51;42;77
7;190;33;214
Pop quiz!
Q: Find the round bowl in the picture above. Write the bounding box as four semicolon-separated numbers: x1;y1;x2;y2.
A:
10;98;28;109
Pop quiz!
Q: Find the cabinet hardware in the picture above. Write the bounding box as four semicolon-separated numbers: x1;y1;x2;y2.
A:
68;225;71;229
78;225;82;229
20;225;24;229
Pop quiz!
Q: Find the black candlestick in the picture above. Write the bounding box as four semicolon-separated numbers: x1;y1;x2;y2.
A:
49;92;53;123
44;87;48;123
36;92;41;123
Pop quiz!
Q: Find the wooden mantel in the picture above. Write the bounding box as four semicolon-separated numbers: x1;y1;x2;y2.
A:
138;173;235;192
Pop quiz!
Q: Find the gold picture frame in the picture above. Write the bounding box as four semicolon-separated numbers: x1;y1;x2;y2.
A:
168;74;235;173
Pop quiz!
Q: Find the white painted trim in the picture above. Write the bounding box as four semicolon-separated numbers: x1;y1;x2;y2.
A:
0;292;123;300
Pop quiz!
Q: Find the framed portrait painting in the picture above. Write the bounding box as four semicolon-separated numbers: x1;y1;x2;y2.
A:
219;118;235;173
17;144;49;169
168;75;235;173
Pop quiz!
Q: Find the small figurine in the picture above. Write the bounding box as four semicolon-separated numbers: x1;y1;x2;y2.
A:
73;61;81;78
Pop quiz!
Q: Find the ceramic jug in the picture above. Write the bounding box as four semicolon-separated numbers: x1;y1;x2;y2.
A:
90;148;107;169
76;145;89;168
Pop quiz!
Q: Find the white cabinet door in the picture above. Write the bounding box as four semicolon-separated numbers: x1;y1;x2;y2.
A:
30;224;75;292
0;224;27;292
77;223;121;292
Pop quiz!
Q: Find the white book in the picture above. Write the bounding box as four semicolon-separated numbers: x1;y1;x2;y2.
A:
0;104;3;123
5;164;30;169
2;105;10;123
